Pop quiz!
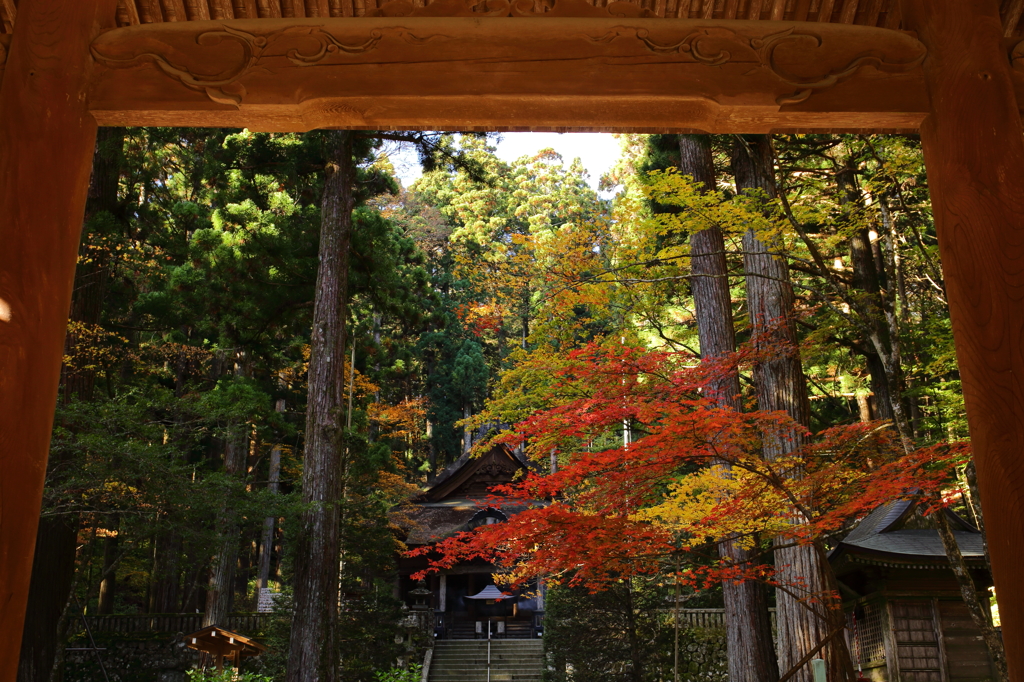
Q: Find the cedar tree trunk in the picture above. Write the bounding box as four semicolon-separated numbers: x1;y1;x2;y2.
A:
287;130;356;682
257;402;284;591
679;134;779;682
149;527;182;613
731;135;850;682
204;415;250;627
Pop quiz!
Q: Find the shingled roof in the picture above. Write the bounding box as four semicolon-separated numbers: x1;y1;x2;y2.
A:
424;442;535;498
398;497;542;545
831;499;985;568
393;442;545;545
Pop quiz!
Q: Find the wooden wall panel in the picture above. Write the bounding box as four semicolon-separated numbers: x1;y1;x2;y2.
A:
890;601;943;681
937;602;996;682
2;0;1024;35
161;0;189;20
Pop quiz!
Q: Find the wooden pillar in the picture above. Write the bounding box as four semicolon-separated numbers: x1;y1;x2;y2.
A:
899;0;1024;677
0;1;117;678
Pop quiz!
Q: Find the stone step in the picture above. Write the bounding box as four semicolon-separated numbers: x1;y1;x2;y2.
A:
432;658;542;664
432;655;544;659
432;663;544;667
432;643;544;647
434;642;543;648
428;640;545;682
425;675;540;679
430;656;542;662
430;671;548;675
433;652;541;655
433;659;541;663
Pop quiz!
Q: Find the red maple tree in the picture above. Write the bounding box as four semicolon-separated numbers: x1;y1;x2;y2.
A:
411;342;968;598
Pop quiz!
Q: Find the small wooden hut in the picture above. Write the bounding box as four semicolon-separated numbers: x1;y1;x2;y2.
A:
185;626;267;672
830;500;996;682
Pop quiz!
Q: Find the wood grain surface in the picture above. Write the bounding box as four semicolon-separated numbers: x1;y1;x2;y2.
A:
0;1;118;679
84;17;931;132
900;0;1024;678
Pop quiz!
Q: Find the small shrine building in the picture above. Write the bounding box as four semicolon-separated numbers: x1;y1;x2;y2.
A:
396;444;546;640
831;500;995;682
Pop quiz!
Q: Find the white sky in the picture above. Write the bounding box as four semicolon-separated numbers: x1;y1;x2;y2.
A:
388;132;623;192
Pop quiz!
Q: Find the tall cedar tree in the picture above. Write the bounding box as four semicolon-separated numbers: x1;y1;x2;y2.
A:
678;134;778;682
288;130;356;682
731;135;851;682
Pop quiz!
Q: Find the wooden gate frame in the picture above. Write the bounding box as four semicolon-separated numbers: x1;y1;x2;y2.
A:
2;0;1023;677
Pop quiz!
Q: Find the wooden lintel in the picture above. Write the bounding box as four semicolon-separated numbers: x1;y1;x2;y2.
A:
85;17;935;132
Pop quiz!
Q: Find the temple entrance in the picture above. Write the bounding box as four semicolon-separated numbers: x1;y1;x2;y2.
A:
437;574;542;640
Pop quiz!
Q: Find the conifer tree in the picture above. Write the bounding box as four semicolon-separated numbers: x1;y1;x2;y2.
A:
731;134;850;682
678;134;778;682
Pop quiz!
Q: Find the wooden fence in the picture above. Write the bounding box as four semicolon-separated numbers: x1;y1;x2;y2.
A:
82;609;771;635
657;608;777;630
82;613;272;635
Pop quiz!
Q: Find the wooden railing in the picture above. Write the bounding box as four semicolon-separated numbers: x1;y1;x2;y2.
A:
657;608;778;630
81;613;272;635
663;608;727;629
82;609;771;636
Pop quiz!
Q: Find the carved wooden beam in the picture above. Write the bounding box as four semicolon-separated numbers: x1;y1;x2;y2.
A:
86;17;932;132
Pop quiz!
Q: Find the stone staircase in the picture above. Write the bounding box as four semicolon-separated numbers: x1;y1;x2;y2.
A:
427;640;544;682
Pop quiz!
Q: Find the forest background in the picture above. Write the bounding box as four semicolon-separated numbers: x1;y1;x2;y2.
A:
17;127;979;682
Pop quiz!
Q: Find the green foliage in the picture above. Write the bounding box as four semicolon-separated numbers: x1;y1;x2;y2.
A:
336;586;411;682
48;126;434;624
187;669;276;682
49;126;975;681
374;663;422;682
544;581;675;682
